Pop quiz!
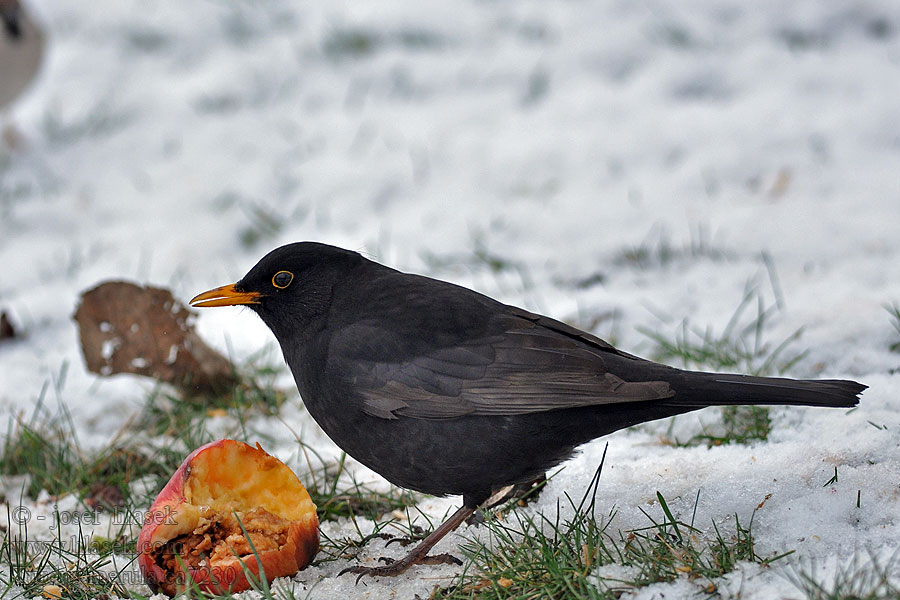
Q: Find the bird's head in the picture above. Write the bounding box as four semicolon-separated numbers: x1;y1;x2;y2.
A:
189;242;364;338
1;0;23;39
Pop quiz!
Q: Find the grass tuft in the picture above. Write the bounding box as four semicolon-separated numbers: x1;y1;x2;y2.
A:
436;449;790;599
322;26;444;61
322;28;381;60
639;279;809;447
662;403;773;448
140;351;286;439
885;302;900;353
420;231;536;301
296;443;419;525
0;363;302;599
637;283;807;377
42;102;133;146
0;403;218;512
2;393;161;507
1;351;287;509
421;233;528;278
0;512;135;600
614;225;734;270
787;551;900;600
290;440;420;566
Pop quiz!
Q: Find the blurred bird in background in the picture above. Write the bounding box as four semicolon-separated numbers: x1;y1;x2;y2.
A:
1;0;45;148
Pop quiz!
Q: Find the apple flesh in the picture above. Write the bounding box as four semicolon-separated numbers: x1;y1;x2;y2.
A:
137;439;319;596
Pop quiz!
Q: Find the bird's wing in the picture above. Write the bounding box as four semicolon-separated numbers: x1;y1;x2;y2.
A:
329;310;673;420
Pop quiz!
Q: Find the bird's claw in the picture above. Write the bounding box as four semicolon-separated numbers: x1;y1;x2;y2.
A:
338;553;462;582
383;524;426;547
418;553;462;566
384;535;420;547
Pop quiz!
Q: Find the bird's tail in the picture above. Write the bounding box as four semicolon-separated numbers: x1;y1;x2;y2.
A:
663;372;865;409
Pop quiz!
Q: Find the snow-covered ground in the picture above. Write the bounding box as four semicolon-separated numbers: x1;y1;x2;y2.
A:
1;0;899;598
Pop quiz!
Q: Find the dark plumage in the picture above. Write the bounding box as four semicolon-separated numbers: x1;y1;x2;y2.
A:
190;241;865;577
0;0;45;111
0;1;22;38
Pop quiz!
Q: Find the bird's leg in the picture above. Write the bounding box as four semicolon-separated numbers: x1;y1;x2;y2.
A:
338;503;475;580
386;477;542;547
466;474;548;526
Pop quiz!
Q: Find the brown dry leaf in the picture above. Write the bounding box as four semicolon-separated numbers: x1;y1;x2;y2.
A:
73;281;238;395
42;585;63;600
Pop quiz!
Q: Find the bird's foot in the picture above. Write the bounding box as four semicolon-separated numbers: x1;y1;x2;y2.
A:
339;503;476;583
339;553;461;581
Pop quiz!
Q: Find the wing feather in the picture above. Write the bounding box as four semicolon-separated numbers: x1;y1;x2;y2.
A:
331;311;672;420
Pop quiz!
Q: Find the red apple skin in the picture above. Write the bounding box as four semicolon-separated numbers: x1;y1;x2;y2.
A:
137;441;208;594
137;439;319;596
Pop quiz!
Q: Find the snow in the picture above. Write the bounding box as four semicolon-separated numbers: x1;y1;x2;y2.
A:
1;0;899;598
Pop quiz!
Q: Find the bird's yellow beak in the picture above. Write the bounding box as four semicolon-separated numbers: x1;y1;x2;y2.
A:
189;283;261;308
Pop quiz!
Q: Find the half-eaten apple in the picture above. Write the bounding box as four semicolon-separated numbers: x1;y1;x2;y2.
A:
137;439;319;595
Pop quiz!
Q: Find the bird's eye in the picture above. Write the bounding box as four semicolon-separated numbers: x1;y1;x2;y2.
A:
272;270;294;289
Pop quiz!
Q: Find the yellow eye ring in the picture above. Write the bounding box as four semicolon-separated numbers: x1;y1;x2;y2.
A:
272;270;294;289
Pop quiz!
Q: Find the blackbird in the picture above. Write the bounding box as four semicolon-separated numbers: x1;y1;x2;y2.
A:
0;0;45;111
190;241;865;578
